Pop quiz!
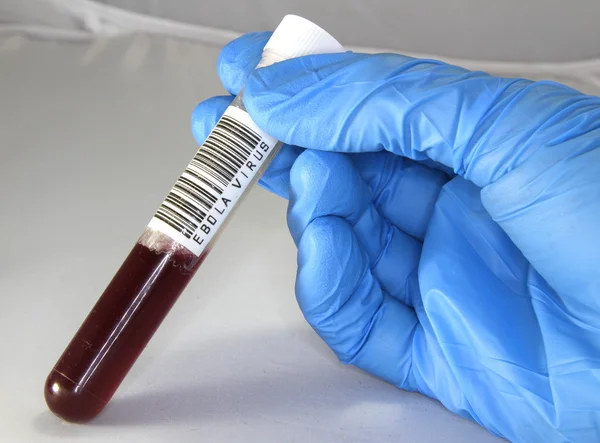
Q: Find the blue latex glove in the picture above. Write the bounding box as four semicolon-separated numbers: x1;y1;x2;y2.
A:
192;33;600;442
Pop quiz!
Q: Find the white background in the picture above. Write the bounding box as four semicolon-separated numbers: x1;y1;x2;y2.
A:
0;1;598;442
2;0;600;62
0;33;503;443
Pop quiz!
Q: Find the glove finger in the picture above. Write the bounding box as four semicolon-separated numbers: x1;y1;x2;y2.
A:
190;95;301;199
191;95;233;145
217;32;272;96
349;151;450;241
245;52;600;315
257;144;303;199
296;214;420;391
289;150;422;306
244;51;595;188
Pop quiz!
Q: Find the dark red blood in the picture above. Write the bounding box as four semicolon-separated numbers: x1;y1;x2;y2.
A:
45;242;206;423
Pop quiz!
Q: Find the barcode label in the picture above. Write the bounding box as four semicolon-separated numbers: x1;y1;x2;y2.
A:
148;106;278;256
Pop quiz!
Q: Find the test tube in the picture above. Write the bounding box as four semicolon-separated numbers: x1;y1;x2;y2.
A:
44;15;344;424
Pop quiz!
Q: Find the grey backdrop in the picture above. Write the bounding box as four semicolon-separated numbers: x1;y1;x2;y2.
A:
3;0;600;62
1;1;598;442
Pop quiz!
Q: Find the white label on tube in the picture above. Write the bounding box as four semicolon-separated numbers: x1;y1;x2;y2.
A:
148;106;277;256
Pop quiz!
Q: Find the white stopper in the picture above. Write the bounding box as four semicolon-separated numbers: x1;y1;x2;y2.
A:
257;15;345;68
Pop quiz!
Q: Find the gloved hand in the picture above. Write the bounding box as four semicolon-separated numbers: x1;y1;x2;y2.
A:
192;32;600;443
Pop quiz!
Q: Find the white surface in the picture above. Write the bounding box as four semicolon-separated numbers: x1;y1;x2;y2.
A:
0;34;507;442
103;0;600;62
3;1;600;98
4;0;600;62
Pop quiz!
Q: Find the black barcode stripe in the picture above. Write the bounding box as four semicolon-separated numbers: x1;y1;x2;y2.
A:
188;160;227;191
221;116;261;145
195;151;235;183
178;176;217;205
210;129;257;163
156;207;195;238
205;134;246;166
157;205;196;231
155;213;189;237
215;127;259;158
173;180;213;213
153;112;262;237
165;194;205;225
184;167;223;196
171;185;209;216
201;142;242;174
211;128;254;157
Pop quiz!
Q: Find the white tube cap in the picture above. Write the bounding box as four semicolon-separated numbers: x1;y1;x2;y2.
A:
258;15;344;67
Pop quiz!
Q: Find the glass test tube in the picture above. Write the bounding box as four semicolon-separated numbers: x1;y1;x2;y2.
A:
44;15;344;424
